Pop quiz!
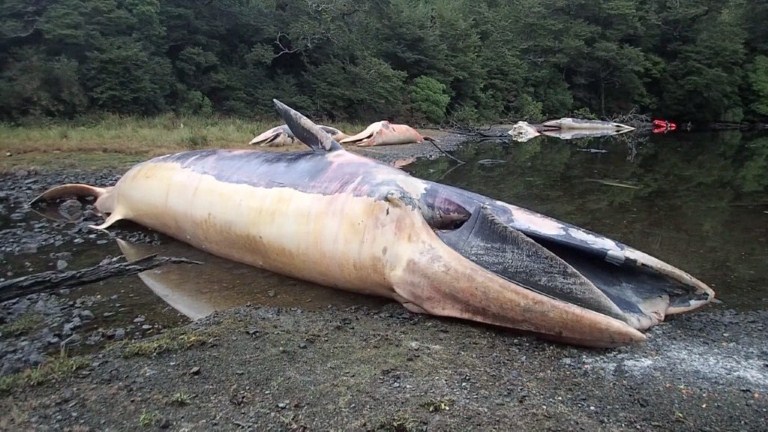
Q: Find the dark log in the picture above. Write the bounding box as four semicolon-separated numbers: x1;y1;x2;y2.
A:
0;254;202;302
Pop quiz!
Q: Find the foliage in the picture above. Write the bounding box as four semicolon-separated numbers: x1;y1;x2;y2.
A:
0;0;766;124
409;76;451;124
746;55;768;117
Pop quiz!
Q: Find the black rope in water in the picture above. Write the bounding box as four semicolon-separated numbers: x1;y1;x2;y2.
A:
426;138;465;165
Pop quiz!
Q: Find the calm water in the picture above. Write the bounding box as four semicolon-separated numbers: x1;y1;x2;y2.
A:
407;130;768;310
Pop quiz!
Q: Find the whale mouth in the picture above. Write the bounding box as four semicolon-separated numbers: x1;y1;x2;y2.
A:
431;204;714;332
262;133;282;145
341;132;374;145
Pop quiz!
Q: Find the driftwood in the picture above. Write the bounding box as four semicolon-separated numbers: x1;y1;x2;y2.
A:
0;254;202;302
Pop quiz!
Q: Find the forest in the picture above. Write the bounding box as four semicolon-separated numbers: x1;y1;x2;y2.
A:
1;0;767;126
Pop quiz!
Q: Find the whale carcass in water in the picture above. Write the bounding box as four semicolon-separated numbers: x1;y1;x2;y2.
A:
541;118;635;132
508;119;635;142
249;124;348;147
340;121;434;147
31;100;714;348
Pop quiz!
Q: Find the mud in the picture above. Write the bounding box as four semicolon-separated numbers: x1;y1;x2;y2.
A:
1;136;767;431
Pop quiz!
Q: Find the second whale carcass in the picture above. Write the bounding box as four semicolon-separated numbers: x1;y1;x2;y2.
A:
31;100;714;348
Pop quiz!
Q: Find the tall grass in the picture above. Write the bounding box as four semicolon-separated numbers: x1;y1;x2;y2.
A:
1;114;272;156
0;113;369;157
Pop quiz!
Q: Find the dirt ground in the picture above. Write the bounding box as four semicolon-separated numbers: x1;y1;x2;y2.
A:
1;134;767;431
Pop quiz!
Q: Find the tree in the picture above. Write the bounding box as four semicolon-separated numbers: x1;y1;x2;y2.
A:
409;76;450;124
746;55;768;117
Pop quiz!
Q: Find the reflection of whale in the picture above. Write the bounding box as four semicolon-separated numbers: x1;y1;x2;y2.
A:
116;238;387;320
541;128;634;140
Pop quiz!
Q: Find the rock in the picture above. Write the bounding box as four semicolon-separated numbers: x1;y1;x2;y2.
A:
113;328;126;340
33;299;48;314
56;260;69;271
133;316;146;323
189;366;201;375
27;351;45;367
51;252;73;261
62;317;82;335
79;310;95;321
58;199;83;221
86;331;103;345
19;243;39;254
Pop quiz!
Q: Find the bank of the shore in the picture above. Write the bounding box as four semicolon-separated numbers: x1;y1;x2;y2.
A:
2;305;766;431
1;134;766;431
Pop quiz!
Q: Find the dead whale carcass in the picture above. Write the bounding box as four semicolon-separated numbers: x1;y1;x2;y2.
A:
249;124;348;147
340;121;434;147
541;118;635;132
31;100;714;348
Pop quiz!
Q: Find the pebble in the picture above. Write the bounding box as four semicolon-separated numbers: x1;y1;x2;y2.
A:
189;366;201;375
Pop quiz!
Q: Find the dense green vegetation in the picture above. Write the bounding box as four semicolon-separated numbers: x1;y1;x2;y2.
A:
1;0;766;125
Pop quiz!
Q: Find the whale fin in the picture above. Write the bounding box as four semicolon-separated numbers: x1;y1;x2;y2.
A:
28;184;117;221
273;99;342;152
248;125;293;146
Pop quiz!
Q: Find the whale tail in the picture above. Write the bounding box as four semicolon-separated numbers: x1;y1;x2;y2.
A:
29;183;122;230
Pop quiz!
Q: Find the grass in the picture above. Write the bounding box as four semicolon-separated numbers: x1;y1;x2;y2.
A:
374;416;420;432
420;398;454;412
123;331;210;358
0;313;44;338
119;327;217;358
168;391;192;406
138;410;158;427
0;354;90;395
0;113;370;172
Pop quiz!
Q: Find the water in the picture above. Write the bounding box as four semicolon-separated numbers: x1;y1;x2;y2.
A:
406;130;768;310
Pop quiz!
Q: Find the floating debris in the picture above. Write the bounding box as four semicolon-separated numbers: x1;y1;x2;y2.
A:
585;179;641;189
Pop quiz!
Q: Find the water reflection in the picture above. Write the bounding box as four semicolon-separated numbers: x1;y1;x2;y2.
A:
116;237;389;320
407;131;768;310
